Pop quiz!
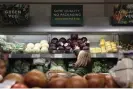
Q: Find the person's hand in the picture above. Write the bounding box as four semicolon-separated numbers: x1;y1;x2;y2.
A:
73;63;78;68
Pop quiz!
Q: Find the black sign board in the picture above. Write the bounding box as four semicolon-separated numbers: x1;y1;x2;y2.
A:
0;4;30;26
51;5;83;26
111;4;133;26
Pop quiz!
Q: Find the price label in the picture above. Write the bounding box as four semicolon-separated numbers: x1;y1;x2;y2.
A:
32;54;40;58
91;54;96;58
106;54;115;58
99;54;105;58
8;54;12;58
54;54;63;58
69;63;73;67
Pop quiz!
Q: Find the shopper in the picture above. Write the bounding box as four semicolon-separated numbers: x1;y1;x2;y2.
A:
72;50;92;76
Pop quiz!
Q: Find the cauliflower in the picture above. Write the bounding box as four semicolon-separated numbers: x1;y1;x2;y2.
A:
27;43;34;49
40;47;48;53
24;48;33;53
41;43;49;48
33;47;40;53
35;43;41;48
40;40;48;45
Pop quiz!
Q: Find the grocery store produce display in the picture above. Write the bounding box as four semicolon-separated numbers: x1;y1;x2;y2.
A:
24;69;48;88
84;73;105;88
92;59;115;73
48;76;68;88
4;73;24;83
0;35;50;54
0;35;120;88
84;73;119;88
0;35;120;56
0;36;25;53
92;61;108;73
24;40;49;54
105;74;119;88
0;34;90;54
90;38;118;53
9;59;31;74
49;34;90;53
65;75;88;88
1;70;120;88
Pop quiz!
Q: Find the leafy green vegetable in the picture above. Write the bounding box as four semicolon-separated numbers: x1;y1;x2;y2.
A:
92;61;108;73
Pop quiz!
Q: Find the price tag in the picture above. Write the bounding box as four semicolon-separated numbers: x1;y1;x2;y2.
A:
99;54;105;58
106;54;115;58
54;54;63;58
32;54;40;58
69;64;73;67
8;54;12;58
91;54;96;58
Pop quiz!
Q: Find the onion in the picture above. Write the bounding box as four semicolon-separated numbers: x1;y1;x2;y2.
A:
84;73;105;88
105;74;119;88
4;73;24;83
66;75;88;88
24;69;48;88
48;77;68;88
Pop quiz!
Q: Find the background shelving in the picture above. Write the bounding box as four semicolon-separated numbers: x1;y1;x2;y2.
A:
8;53;118;59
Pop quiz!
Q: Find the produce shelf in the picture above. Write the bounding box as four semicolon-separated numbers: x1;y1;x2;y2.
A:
8;53;76;59
8;53;118;59
121;50;133;54
92;53;118;58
